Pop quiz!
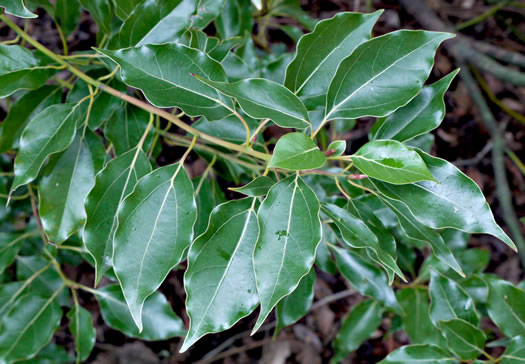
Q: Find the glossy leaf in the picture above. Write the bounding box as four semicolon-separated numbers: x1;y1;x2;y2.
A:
371;151;516;250
230;176;274;197
397;288;446;346
0;45;57;98
321;203;404;280
192;0;225;29
215;0;252;39
502;336;525;364
439;318;486;360
79;0;112;34
67;305;96;362
84;148;152;285
1;0;37;17
113;163;196;331
11;103;81;194
98;44;233;120
487;279;525;337
0;292;62;363
269;133;325;170
379;344;458;364
113;0;144;20
429;270;480;326
331;245;399;311
38;128;105;244
332;299;383;363
327;140;346;157
326;30;453;120
285;11;381;108
352;140;436;184
0;85;62;153
0;232;28;274
96;284;185;340
252;174;322;333
194;77;311;128
182;198;259;351
119;0;195;47
275;269;315;336
373;70;459;142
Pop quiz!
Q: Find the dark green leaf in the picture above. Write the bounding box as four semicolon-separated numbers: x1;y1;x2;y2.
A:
80;0;112;34
439;318;486;360
326;30;453;120
181;198;259;351
230;176;274;197
113;0;144;20
373;70;459;142
1;0;37;17
84;148;152;285
55;0;81;36
269;133;325;170
215;0;252;39
192;0;225;29
67;305;96;361
113;163;196;331
487;279;525;337
0;232;33;274
252;174;322;333
96;284;185;340
502;335;525;364
379;344;458;364
352;140;436;184
192;175;227;237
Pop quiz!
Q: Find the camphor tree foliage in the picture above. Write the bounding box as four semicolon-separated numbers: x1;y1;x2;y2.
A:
0;0;523;363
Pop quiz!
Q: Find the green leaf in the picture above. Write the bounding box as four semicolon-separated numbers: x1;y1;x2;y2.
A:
252;174;322;333
284;11;381;108
11;103;82;194
331;245;400;312
373;70;459;142
439;318;486;360
379;344;458;364
487;279;525;337
113;162;196;331
97;44;233;120
370;150;516;250
0;232;33;274
1;0;37;17
0;86;62;153
67;305;96;362
429;270;480;326
275;268;315;336
326;30;453;120
215;0;252;39
55;0;81;36
194;77;311;129
181;198;259;351
352;140;436;184
0;45;57;98
38;128;105;244
501;335;525;364
17;342;72;364
113;0;144;20
119;0;195;47
206;36;244;62
192;175;227;237
327;140;346;157
105;104;155;156
0;292;63;363
230;176;274;197
397;288;446;346
79;0;112;34
321;203;405;281
331;299;383;363
192;0;226;29
84;148;152;285
269;133;325;170
96;284;185;340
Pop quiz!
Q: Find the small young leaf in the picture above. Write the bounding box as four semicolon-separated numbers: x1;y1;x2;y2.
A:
429;270;480;326
230;176;274;197
269;132;326;170
252;174;322;333
326;30;453;120
11;103;82;194
113;163;196;331
194;77;311;129
182;198;259;351
275;269;316;336
501;335;525;364
285;11;382;108
96;284;185;340
84;148;152;285
330;245;400;312
327;140;346;157
352;140;436;184
67;305;96;362
39;128;106;244
97;44;233;120
373;70;459;142
486;279;525;338
379;344;457;364
439;318;486;360
1;0;37;18
331;299;383;363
